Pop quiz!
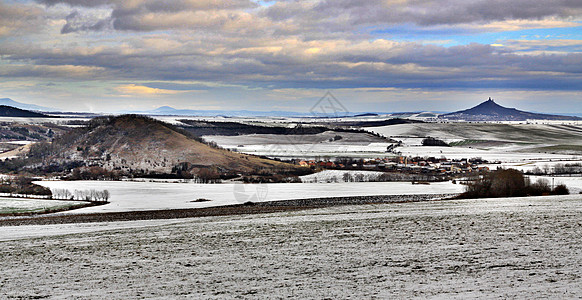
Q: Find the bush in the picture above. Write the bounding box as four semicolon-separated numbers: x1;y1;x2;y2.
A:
551;184;569;195
525;178;551;196
459;169;571;199
422;137;449;147
461;169;526;198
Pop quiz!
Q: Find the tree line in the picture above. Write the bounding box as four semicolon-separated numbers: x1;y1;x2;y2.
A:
51;188;110;203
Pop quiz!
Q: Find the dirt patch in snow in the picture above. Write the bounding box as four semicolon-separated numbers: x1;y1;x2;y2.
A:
0;194;452;226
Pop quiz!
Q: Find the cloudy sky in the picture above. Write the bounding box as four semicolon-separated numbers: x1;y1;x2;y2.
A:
1;0;581;114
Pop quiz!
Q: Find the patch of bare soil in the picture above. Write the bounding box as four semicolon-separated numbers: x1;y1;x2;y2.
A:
0;194;451;226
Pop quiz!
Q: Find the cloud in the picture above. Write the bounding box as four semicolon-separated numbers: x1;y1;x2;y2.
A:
0;2;44;37
37;0;262;33
60;10;112;33
0;0;580;101
0;64;104;79
2;33;582;91
114;84;185;96
499;39;582;53
36;0;582;34
261;0;582;32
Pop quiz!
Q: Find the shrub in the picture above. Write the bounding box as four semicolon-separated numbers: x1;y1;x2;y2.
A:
459;169;571;199
461;169;526;198
525;178;551;196
422;137;449;147
551;184;569;195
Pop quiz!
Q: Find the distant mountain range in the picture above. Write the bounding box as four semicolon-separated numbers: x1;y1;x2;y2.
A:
439;98;582;121
121;106;389;118
0;105;51;118
120;106;311;117
0;98;56;112
2;96;580;119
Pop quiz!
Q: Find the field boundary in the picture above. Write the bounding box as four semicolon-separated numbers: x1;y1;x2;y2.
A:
0;193;456;227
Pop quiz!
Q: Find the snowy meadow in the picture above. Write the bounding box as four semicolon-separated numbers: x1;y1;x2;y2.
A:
34;180;464;214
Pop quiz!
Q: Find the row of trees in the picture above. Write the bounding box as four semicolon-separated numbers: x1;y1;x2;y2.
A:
303;172;449;183
526;163;582;176
52;188;110;203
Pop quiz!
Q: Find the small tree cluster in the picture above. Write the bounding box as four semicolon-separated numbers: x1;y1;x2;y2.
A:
0;176;52;197
52;188;110;203
526;163;582;175
52;188;73;199
422;137;450;147
73;189;110;202
197;168;221;183
460;169;570;199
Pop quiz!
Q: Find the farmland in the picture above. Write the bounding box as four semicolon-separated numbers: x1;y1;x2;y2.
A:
1;195;581;298
2;114;582;299
0;197;87;215
34;180;464;214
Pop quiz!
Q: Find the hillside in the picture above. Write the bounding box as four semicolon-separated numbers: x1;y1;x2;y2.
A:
0;105;51;118
440;98;581;121
19;115;308;178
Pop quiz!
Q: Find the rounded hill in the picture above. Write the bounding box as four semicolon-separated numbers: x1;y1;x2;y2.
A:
24;115;307;178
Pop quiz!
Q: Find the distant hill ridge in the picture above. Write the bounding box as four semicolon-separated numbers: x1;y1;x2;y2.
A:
0;98;56;112
0;105;50;118
440;98;581;121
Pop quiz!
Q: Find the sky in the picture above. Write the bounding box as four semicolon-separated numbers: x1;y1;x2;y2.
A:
0;0;581;114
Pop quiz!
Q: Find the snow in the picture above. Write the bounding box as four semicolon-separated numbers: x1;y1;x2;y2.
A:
397;145;579;162
0;218;186;242
218;142;395;159
35;180;464;214
367;122;582;163
5;140;33;145
0;198;85;214
486;160;582;173
0;116;92;125
1;195;582;298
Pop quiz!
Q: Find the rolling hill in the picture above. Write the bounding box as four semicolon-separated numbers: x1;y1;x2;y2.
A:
22;115;307;178
439;98;581;121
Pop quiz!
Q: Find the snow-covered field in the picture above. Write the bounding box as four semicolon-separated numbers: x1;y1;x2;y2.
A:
204;133;395;159
368;123;582;145
0;197;86;215
1;195;582;298
31;174;582;215
397;145;579;162
488;160;582;173
231;142;394;159
201;122;582;162
35;180;464;214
